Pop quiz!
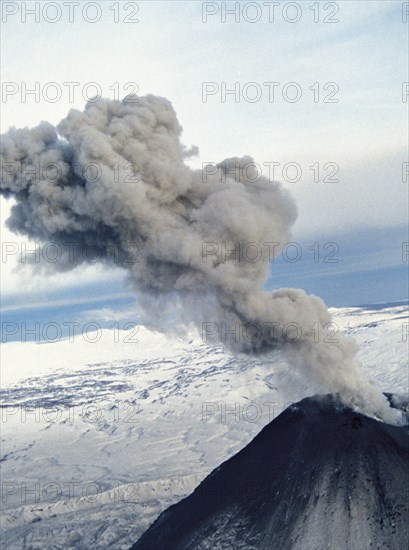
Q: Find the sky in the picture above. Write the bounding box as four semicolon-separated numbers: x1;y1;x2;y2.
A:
0;0;408;333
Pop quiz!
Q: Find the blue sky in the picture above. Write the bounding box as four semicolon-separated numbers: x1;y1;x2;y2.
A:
1;0;408;330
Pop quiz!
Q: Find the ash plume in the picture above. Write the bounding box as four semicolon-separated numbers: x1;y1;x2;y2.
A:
0;94;400;424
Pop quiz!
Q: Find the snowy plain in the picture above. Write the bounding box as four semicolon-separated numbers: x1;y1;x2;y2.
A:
0;302;408;549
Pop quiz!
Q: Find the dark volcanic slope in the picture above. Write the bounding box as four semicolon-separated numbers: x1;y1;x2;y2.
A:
131;395;409;550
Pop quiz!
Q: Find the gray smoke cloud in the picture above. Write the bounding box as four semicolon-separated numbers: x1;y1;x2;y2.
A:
0;94;400;424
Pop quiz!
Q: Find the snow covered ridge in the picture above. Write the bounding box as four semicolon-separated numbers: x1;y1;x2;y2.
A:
0;303;408;549
1;475;202;550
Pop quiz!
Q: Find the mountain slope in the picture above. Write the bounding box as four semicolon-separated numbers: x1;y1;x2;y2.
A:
131;395;409;550
1;303;408;548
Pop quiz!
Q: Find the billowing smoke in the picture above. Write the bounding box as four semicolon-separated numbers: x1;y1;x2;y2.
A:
0;94;400;424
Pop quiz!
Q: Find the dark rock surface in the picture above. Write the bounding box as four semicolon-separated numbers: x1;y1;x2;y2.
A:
131;394;409;550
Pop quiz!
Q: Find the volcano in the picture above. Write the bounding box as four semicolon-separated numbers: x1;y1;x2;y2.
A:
131;394;409;550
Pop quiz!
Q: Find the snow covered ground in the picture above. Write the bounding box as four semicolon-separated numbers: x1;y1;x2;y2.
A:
0;302;408;549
